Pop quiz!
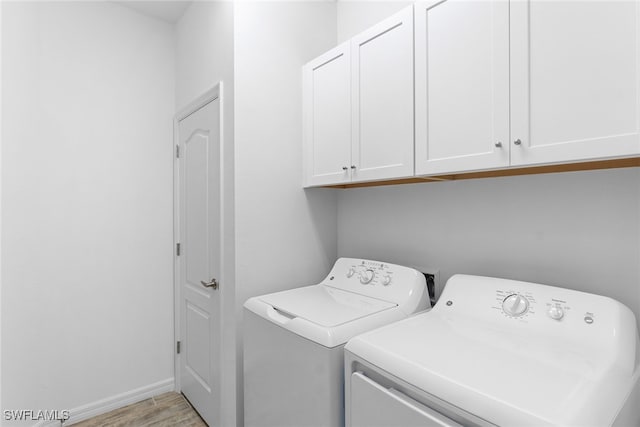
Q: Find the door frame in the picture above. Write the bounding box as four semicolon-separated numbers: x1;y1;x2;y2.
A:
173;83;225;393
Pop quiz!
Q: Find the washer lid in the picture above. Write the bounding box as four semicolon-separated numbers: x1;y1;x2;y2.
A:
259;284;396;327
244;284;406;348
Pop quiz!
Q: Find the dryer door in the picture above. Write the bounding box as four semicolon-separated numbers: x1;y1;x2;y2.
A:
350;372;462;427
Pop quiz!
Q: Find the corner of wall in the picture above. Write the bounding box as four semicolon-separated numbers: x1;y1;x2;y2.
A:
232;3;339;425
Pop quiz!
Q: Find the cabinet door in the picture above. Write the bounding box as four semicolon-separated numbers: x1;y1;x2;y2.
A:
351;6;414;183
415;0;510;175
303;42;351;187
511;0;640;166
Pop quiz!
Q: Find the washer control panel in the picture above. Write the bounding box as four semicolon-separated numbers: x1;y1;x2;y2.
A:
344;260;394;287
324;258;429;310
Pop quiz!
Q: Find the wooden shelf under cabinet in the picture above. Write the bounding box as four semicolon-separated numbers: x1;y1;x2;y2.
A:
322;157;640;189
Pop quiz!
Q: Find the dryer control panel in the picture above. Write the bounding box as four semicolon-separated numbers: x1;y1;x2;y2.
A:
492;286;591;325
324;258;430;315
494;289;575;323
435;274;638;370
438;275;625;327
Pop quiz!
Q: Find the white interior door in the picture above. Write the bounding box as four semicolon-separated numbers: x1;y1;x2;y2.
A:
414;0;510;175
176;89;222;427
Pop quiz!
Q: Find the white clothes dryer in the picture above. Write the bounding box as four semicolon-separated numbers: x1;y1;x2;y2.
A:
345;274;640;427
243;258;430;427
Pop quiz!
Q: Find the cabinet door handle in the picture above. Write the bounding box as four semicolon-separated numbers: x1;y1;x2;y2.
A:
495;142;502;148
342;166;348;171
351;165;356;169
514;139;522;146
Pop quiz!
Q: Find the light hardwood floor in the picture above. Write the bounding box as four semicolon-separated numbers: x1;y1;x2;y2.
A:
70;392;207;426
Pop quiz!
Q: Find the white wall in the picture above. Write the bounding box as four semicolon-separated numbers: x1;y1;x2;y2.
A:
174;3;238;425
0;2;4;418
234;1;337;302
234;2;337;424
0;0;4;418
1;2;175;423
337;0;411;43
175;2;234;111
338;168;640;329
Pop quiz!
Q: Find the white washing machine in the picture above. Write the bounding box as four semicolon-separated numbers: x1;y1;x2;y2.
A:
243;257;430;427
345;274;640;427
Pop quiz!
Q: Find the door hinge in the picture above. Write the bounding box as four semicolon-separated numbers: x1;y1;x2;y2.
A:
176;145;180;158
177;341;181;354
176;243;181;256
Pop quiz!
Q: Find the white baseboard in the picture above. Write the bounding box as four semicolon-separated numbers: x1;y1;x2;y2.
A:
32;378;175;427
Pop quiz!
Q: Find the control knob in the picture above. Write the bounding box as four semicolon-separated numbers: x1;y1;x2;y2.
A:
502;294;529;317
547;305;564;320
346;268;355;278
381;275;392;286
359;269;375;284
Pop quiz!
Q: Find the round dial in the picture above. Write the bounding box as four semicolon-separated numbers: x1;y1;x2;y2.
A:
502;294;529;317
547;305;564;320
381;275;392;286
359;269;375;284
346;268;355;278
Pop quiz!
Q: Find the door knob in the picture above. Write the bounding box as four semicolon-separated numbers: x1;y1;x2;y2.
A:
342;166;348;171
514;139;522;146
200;278;218;289
495;142;502;148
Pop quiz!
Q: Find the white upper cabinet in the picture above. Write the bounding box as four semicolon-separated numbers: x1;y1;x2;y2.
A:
304;0;640;187
416;0;640;175
510;0;640;166
351;6;415;182
303;43;352;187
415;0;510;175
303;6;414;187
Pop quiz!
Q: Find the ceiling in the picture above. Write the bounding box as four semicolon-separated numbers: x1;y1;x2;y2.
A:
113;1;193;24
